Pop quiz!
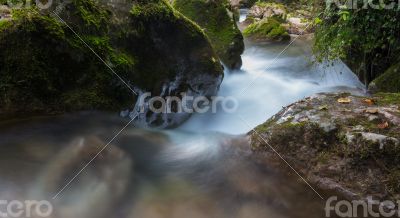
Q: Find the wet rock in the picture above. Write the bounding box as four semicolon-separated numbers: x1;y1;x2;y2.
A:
359;132;399;149
243;17;290;42
248;2;286;20
0;5;11;20
249;93;400;201
0;0;223;128
286;17;312;35
371;62;400;93
244;2;313;37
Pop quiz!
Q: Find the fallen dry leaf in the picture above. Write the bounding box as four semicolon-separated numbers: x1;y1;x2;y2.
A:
365;108;379;114
363;98;375;105
377;121;389;129
319;105;328;110
337;97;351;104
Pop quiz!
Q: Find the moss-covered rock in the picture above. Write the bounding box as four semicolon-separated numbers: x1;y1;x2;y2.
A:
0;3;131;114
248;2;287;20
0;0;223;128
173;0;244;70
243;17;290;41
370;62;400;93
250;93;400;200
241;1;313;35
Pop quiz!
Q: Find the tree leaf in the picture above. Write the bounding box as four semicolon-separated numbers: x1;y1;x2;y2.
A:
365;108;379;114
363;98;375;105
337;97;351;104
377;121;389;129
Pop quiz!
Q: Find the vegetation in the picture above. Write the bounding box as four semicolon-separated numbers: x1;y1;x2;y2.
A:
313;0;400;86
127;0;222;88
0;2;132;114
173;0;244;69
374;92;400;106
243;17;290;41
251;93;400;198
0;0;222;116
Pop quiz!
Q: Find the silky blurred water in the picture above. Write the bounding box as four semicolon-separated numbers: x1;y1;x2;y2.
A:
179;39;365;134
0;26;365;218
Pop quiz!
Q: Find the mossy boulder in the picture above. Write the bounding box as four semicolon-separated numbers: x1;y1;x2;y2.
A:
173;0;244;70
250;93;400;201
370;62;400;93
248;2;287;20
0;0;223;128
242;1;313;35
0;3;131;115
243;17;290;41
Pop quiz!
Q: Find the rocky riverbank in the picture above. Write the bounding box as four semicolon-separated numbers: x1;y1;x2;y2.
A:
237;1;314;41
249;92;400;201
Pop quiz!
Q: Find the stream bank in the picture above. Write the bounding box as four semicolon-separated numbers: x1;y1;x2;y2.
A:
250;93;400;202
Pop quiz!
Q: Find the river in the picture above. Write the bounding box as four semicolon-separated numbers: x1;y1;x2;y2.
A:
0;32;364;217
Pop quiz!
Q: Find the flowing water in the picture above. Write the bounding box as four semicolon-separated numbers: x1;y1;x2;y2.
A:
0;35;365;217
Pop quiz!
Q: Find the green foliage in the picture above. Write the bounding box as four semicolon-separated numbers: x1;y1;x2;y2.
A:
313;1;400;85
243;17;290;41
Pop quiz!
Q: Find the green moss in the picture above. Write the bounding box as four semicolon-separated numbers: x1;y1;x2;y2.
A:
0;19;11;31
243;17;290;41
254;1;286;12
316;151;330;164
131;0;176;20
0;6;132;114
254;120;334;151
0;0;222;116
74;0;110;29
254;116;278;132
372;62;400;93
374;93;400;106
173;0;244;69
354;136;400;167
126;0;222;90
